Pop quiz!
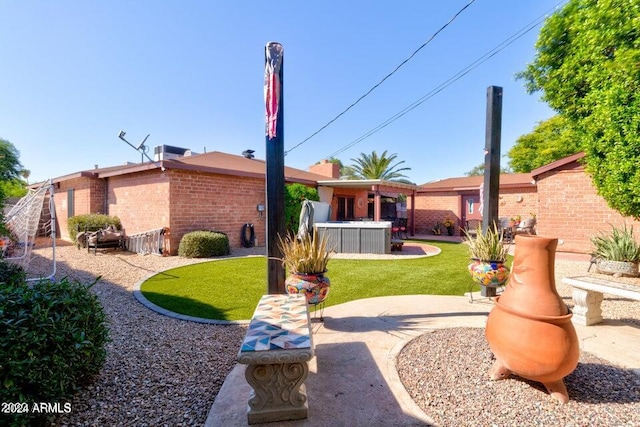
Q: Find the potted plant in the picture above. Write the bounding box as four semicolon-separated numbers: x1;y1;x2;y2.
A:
442;217;456;236
464;223;510;287
278;231;334;304
432;223;442;235
590;224;640;277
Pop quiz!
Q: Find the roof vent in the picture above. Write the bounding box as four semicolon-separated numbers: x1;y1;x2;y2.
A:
242;149;255;159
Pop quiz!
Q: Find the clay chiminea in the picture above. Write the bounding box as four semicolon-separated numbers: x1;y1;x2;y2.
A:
485;235;579;404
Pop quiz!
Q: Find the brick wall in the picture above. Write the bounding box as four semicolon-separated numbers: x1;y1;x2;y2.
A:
53;177;107;240
410;186;538;235
411;192;459;234
168;170;266;254
329;188;370;220
536;165;640;253
308;160;340;178
107;170;171;244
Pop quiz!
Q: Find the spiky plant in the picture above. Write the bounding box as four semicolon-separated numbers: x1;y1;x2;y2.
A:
591;224;640;263
463;223;509;262
278;231;334;274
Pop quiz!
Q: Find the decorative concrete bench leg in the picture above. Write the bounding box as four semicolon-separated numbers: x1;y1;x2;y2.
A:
572;288;604;326
245;362;309;424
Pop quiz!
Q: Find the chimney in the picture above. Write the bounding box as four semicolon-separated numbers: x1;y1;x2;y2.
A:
309;159;340;179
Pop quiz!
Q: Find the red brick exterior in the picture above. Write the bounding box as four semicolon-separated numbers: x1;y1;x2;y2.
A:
54;177;107;240
410;186;538;235
52;169;268;255
167;169;266;253
535;161;640;253
308;160;340;179
329;188;370;220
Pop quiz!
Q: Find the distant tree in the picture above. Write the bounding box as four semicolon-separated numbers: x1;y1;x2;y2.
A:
347;150;410;180
518;0;640;217
0;138;24;182
507;116;582;173
464;164;511;176
0;179;28;198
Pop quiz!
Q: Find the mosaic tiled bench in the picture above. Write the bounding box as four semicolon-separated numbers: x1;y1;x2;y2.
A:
562;276;640;326
237;294;314;424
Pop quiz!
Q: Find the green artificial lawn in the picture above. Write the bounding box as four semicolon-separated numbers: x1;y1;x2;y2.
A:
140;240;485;321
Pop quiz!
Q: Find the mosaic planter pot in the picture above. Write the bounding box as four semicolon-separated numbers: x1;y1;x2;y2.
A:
286;271;330;305
596;259;639;277
468;258;509;287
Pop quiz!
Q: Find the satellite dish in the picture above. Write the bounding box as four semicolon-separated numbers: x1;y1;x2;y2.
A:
136;134;150;150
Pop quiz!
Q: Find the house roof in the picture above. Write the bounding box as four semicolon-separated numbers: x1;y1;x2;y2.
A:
47;151;330;186
316;179;419;192
418;173;534;192
531;152;585;179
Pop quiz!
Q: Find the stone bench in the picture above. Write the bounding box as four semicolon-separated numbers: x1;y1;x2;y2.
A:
237;294;314;424
562;276;640;326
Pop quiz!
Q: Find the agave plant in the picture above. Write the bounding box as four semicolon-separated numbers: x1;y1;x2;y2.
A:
463;223;509;262
591;224;640;263
277;231;334;274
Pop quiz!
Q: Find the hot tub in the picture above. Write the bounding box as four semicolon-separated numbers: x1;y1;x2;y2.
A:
314;221;392;254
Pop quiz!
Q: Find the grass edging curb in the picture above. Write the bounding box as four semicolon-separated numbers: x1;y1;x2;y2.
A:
132;273;250;325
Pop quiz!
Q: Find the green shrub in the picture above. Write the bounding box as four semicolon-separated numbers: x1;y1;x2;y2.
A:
67;214;122;244
284;183;319;234
178;231;230;258
0;278;110;426
0;260;26;286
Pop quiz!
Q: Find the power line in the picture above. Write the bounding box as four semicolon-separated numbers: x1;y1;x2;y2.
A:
285;0;476;156
322;1;567;161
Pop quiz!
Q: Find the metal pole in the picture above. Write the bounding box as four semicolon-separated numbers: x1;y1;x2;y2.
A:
264;42;286;294
481;85;503;298
482;86;502;233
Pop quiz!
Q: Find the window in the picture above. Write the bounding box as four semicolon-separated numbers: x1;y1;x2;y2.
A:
67;189;75;218
468;200;474;214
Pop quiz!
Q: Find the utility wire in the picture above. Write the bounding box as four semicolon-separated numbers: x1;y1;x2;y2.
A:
323;1;567;160
285;0;476;156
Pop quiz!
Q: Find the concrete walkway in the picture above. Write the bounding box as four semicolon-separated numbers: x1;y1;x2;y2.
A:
205;294;639;427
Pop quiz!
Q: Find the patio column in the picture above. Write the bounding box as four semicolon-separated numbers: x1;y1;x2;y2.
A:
372;185;381;221
410;190;416;236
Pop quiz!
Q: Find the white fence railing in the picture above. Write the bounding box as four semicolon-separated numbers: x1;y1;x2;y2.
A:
125;227;167;255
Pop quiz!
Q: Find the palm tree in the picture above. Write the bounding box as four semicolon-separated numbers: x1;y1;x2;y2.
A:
347;150;410;180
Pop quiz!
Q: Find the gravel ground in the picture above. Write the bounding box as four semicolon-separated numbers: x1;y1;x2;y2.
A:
397;328;640;427
20;242;640;426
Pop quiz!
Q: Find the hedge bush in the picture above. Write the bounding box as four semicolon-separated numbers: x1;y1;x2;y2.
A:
0;277;110;426
67;214;122;244
0;260;26;286
178;231;230;258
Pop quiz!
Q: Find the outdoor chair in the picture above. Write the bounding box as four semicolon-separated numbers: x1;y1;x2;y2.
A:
513;218;536;236
464;219;482;237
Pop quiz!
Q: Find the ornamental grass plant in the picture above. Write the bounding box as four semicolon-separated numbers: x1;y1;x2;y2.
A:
591;224;640;263
463;223;509;262
277;231;334;274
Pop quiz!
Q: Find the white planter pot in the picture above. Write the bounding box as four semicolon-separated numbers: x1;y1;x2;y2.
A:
596;259;639;277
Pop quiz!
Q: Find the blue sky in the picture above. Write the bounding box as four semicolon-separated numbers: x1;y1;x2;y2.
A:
1;1;564;186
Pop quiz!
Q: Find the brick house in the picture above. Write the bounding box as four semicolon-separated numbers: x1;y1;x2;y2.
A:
410;173;537;235
532;152;640;253
49;152;418;255
412;152;640;253
51;150;331;254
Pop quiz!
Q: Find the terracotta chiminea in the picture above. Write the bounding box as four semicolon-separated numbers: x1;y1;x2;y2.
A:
485;235;579;404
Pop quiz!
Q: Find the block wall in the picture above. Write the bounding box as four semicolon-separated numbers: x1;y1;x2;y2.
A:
53;177;107;240
168;170;266;254
536;167;640;253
